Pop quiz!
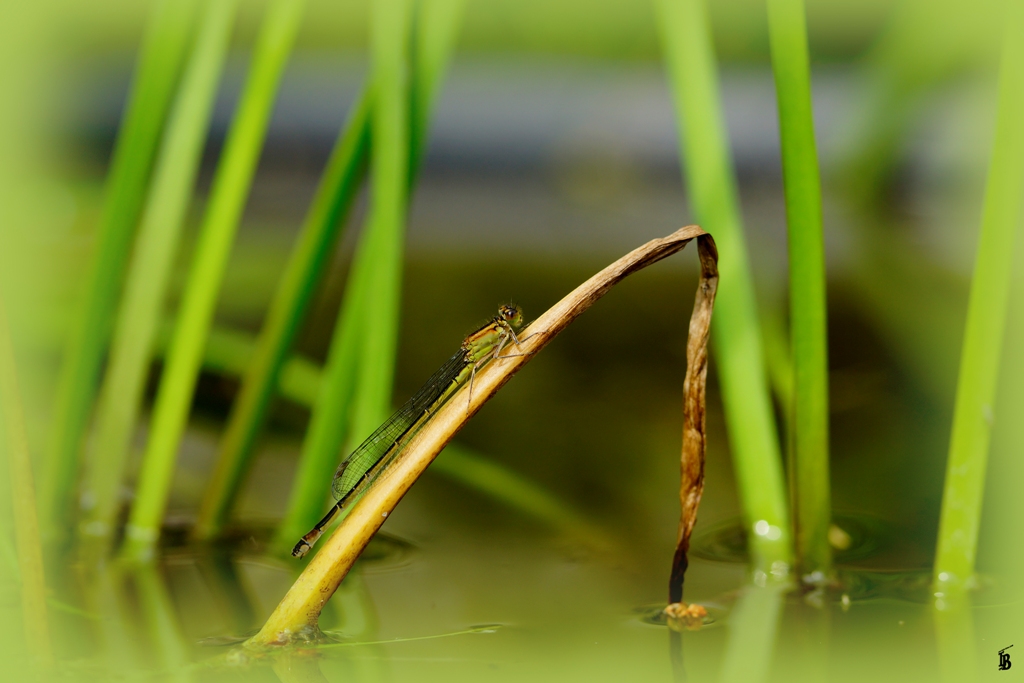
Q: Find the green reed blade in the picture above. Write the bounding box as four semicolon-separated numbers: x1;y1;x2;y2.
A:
981;244;1024;588
766;0;832;579
79;0;238;551
654;0;792;574
270;258;371;556
121;0;306;562
761;305;795;420
272;0;416;552
274;0;466;554
934;0;1024;596
40;0;198;538
838;2;993;414
408;0;468;177
345;0;415;445
843;0;993;210
191;87;372;541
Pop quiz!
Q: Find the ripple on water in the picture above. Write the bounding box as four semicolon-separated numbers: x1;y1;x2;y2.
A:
635;602;727;630
158;520;417;571
689;512;894;565
659;513;1008;611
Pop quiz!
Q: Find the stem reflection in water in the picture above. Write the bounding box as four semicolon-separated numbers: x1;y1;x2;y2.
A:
719;582;786;683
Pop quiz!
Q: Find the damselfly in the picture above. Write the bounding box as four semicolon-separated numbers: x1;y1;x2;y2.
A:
292;304;526;558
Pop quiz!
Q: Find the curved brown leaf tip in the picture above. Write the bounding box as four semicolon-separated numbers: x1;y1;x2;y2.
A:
669;234;718;605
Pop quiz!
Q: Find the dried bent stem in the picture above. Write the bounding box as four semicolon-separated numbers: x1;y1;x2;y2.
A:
247;225;717;647
669;236;719;606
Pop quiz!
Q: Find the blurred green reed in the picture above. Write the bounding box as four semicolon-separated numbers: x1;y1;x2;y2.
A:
70;0;554;558
0;297;53;668
843;0;1001;211
934;0;1024;596
122;0;306;562
80;0;238;551
760;306;794;423
270;212;372;554
654;0;792;575
408;0;469;177
344;0;415;467
273;0;466;554
766;0;832;578
41;0;199;538
981;251;1024;594
191;85;372;541
840;0;1000;408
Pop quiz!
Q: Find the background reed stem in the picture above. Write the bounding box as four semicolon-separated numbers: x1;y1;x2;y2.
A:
273;0;464;554
766;0;832;579
272;263;370;554
41;0;198;537
121;0;305;562
408;0;468;176
654;0;792;574
79;0;238;550
191;87;371;540
344;0;415;450
933;0;1024;595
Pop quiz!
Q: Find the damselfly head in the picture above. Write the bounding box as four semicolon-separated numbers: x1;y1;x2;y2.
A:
498;304;524;330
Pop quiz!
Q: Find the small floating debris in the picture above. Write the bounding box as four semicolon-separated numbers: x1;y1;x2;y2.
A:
663;602;709;632
637;601;724;629
828;523;852;551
